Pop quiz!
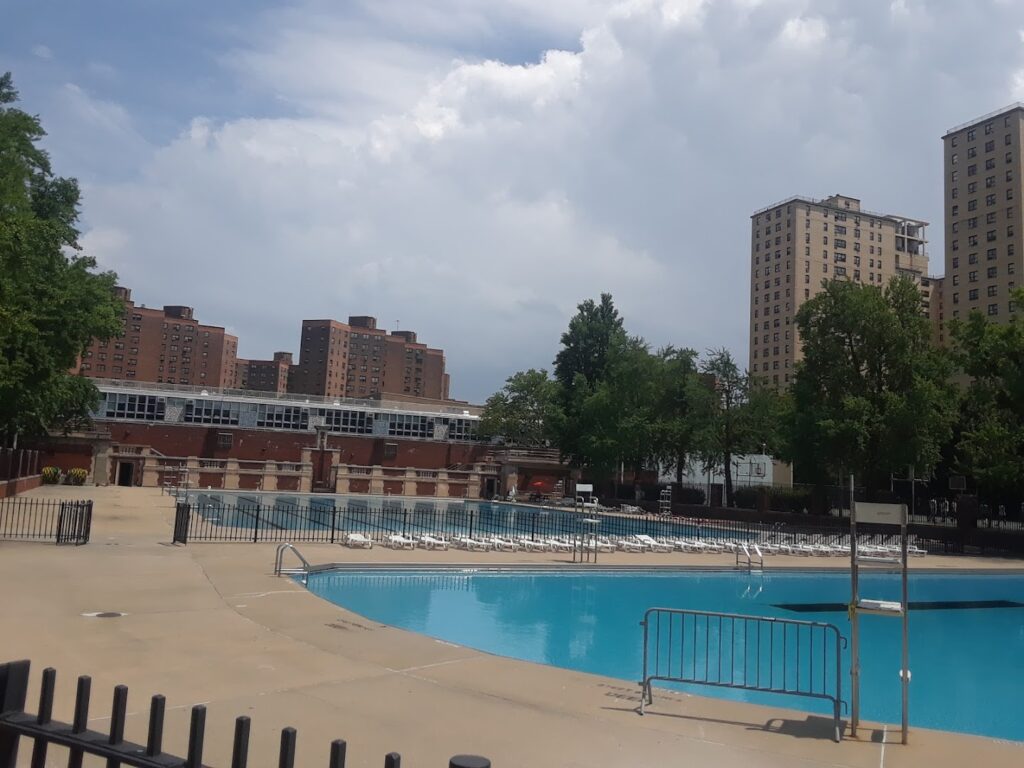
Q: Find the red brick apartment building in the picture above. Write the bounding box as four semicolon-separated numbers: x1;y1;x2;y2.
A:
235;352;291;393
288;316;449;400
76;287;239;388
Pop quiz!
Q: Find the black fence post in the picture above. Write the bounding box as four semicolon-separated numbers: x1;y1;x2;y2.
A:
173;503;191;544
253;504;261;543
450;757;491;768
0;660;30;768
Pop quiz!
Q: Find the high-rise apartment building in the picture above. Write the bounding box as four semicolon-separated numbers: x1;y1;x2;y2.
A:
77;287;238;388
288;316;449;400
236;352;292;393
749;194;929;387
941;106;1024;336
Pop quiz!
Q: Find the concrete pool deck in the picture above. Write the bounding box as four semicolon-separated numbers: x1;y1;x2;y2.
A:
1;486;1021;768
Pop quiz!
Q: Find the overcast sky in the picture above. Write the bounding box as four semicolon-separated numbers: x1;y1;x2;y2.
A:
5;0;1024;401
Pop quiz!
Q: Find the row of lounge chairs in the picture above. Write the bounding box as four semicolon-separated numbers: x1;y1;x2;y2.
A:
341;531;927;557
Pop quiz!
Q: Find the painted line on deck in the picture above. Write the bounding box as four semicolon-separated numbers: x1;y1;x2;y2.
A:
880;724;887;768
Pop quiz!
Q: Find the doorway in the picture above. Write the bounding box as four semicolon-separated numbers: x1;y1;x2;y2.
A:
117;461;134;487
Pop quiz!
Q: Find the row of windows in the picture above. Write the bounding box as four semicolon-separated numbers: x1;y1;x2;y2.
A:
103;394;166;421
320;408;374;435
96;394;477;440
184;400;240;425
952;246;1017;268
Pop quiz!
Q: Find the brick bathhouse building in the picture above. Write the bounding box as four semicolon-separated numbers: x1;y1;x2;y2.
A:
40;381;568;500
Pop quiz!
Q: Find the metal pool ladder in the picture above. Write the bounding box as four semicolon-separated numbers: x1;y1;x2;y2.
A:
274;543;311;584
735;542;764;571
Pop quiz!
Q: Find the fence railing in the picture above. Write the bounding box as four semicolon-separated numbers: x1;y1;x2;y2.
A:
0;448;41;482
639;608;846;742
0;660;491;768
171;499;943;550
0;498;92;545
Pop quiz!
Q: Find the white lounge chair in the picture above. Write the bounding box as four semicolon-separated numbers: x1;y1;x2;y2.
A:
420;534;449;550
616;539;644;552
345;532;373;549
635;535;673;553
546;538;574;553
518;538;550;552
456;536;491;551
387;534;417;550
489;536;520;552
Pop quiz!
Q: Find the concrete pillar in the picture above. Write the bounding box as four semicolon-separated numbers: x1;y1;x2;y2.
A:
92;441;113;486
299;463;313;493
335;465;351;494
185;457;200;490
141;456;161;488
262;462;278;491
403;468;417;496
224;458;240;490
466;465;482;499
369;466;385;495
436;471;449;498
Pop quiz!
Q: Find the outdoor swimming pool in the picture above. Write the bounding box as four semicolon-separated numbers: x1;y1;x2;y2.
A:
304;568;1024;741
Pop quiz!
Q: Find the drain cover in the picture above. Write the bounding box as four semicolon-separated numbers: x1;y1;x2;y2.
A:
81;611;126;618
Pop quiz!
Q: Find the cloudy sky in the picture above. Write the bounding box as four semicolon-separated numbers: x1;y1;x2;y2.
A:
5;0;1024;401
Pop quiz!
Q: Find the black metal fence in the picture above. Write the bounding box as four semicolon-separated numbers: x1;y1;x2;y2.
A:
0;660;490;768
0;498;92;545
639;608;845;742
171;499;924;551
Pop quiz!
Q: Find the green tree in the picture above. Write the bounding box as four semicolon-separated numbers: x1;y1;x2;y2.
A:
478;368;559;445
653;345;700;484
948;288;1024;497
0;72;122;445
551;293;628;476
689;349;780;508
787;277;957;495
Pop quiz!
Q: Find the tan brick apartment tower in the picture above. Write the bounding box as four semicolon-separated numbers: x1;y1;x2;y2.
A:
749;195;931;387
941;105;1024;336
77;287;239;387
288;316;449;400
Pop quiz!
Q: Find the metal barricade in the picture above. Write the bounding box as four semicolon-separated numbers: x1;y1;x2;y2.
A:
639;607;846;742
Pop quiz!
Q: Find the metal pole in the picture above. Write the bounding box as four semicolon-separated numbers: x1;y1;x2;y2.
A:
849;472;859;737
902;472;911;745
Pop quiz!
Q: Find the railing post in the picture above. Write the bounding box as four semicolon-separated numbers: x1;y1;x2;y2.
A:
253;504;261;543
449;757;490;768
0;660;30;768
330;508;337;544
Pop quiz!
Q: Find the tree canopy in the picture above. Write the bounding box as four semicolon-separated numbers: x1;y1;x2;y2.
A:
0;72;122;445
949;288;1024;497
787;277;957;493
477;368;558;445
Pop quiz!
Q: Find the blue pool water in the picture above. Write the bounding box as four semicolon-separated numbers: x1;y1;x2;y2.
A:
304;568;1024;741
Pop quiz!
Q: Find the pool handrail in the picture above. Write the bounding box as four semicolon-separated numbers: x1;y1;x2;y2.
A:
274;543;311;584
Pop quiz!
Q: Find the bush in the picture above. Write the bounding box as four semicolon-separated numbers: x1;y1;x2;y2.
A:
67;467;87;486
676;486;706;505
732;487;759;509
41;466;61;484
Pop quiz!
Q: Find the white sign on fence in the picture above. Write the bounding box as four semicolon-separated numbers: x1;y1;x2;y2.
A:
855;502;907;526
576;483;594;493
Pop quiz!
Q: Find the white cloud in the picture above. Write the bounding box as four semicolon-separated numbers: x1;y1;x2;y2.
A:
56;0;1024;400
778;16;828;49
31;44;52;60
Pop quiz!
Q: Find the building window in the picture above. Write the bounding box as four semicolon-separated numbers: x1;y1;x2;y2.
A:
255;404;310;430
987;285;998;297
103;393;166;422
969;289;979;301
988;304;998;316
969;271;978;283
184;399;240;426
988;266;998;278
